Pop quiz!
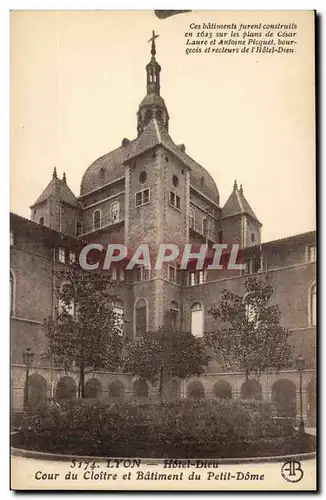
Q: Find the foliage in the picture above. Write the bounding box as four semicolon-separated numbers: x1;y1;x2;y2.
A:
123;327;210;394
43;265;123;397
15;399;313;458
206;277;294;378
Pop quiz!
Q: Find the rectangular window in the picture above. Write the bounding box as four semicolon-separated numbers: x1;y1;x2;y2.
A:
111;267;118;281
135;265;151;282
69;251;76;264
58;248;66;263
170;191;181;210
308;245;316;262
168;265;177;283
189;272;197;286
76;221;83;237
136;188;150;207
10;230;15;246
198;270;207;284
218;230;223;244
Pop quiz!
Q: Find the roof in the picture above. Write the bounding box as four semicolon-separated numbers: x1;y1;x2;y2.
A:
31;176;81;209
80;140;136;196
221;185;260;224
138;93;167;111
80;118;220;204
10;212;87;247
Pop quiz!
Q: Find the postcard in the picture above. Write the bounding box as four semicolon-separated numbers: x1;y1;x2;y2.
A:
10;10;316;491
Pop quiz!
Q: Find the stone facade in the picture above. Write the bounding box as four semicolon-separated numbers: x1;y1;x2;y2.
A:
10;36;316;426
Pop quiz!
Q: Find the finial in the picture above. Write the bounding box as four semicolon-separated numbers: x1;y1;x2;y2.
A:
148;30;159;57
62;172;66;184
233;179;238;190
53;167;57;179
239;184;243;195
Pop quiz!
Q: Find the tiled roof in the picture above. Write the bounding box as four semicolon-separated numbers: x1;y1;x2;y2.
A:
221;186;260;224
31;177;81;209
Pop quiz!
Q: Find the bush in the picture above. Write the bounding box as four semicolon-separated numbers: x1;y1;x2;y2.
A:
12;398;309;458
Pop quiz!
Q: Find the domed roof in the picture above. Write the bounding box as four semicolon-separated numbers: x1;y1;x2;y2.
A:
80;119;220;205
80;140;135;196
189;161;220;205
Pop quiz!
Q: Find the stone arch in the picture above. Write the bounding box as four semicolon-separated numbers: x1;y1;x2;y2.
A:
212;380;232;399
307;378;316;426
187;380;205;400
84;378;102;399
27;374;47;406
56;376;76;402
272;379;296;418
108;380;125;401
240;379;262;400
132;379;149;398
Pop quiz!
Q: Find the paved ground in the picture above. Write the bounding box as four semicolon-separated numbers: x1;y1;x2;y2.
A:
11;455;316;491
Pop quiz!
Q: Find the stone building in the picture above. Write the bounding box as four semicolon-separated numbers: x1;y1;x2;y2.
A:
10;34;316;425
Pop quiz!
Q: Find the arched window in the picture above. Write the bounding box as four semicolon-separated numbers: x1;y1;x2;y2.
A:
191;302;204;338
189;208;195;229
134;299;147;338
39;217;44;226
113;300;124;336
111;202;120;223
93;210;101;230
310;283;316;326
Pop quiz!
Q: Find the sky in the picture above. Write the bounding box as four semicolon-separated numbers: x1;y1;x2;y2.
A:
10;10;315;242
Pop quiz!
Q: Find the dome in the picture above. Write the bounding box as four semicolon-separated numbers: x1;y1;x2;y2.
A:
80;140;135;196
189;161;220;205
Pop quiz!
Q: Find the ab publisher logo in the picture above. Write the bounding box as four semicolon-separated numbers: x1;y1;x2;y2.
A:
281;461;304;483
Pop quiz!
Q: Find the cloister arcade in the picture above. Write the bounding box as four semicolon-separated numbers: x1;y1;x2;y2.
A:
11;366;316;426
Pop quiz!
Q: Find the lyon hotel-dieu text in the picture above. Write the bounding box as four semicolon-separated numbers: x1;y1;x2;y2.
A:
10;33;316;424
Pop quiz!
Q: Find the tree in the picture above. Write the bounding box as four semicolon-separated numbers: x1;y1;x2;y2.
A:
124;325;210;397
206;277;294;380
43;265;123;398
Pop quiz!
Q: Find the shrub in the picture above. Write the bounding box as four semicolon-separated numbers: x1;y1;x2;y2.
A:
19;398;300;458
